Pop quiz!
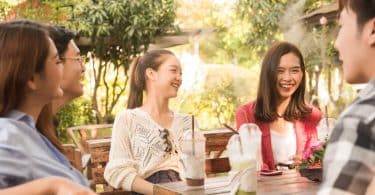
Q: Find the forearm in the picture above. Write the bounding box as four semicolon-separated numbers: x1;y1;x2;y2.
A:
0;177;57;195
0;176;96;195
131;176;154;195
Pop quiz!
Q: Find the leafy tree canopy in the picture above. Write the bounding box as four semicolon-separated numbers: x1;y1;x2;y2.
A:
177;0;334;68
74;0;177;57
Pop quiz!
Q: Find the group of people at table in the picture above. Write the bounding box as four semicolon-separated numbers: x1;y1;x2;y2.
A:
0;1;374;194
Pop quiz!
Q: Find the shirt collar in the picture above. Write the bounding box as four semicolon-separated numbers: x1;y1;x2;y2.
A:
5;110;36;128
357;78;375;100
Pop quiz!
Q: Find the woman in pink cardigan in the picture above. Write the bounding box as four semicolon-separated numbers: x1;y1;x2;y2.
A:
236;42;322;171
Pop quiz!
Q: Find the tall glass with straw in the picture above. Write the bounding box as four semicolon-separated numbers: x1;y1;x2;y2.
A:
180;115;206;186
226;122;261;195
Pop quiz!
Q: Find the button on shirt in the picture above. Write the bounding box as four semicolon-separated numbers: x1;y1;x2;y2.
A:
0;110;88;188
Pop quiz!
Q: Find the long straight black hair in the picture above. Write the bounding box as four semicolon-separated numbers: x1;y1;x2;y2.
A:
127;49;175;109
254;41;311;122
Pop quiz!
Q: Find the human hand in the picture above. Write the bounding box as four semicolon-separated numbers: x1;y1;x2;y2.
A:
51;177;97;195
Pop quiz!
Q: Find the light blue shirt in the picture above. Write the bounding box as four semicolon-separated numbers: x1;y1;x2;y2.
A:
0;110;88;188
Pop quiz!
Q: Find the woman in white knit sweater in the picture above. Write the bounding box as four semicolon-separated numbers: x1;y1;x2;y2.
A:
104;50;198;194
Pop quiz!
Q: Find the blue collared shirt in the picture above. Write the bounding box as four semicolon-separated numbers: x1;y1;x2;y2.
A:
0;110;88;188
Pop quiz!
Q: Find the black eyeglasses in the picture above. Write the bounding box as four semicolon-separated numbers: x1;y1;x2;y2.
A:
159;129;173;154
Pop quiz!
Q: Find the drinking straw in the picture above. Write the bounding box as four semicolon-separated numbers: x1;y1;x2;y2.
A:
325;106;329;129
223;123;242;155
223;123;239;134
192;115;195;156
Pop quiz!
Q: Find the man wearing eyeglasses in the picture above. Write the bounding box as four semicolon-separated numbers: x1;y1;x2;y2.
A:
47;26;86;113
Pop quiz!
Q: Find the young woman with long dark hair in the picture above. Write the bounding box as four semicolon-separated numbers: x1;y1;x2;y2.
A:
104;50;199;195
236;42;322;171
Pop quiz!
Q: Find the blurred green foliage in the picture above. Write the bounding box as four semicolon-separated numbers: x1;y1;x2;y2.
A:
0;1;11;20
55;97;95;143
172;65;258;130
0;0;79;24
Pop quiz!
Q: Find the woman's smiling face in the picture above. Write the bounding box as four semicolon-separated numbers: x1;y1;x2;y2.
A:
276;52;303;101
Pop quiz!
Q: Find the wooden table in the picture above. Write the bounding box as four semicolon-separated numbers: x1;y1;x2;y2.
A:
156;170;320;195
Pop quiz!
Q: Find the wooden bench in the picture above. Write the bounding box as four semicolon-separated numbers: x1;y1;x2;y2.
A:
86;129;234;194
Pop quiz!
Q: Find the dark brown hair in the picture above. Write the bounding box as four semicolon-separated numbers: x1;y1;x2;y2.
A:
127;49;175;109
0;20;49;115
338;0;375;30
46;25;76;58
0;20;63;152
254;41;311;122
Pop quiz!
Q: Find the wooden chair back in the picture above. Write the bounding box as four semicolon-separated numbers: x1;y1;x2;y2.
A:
67;124;113;154
62;144;83;171
86;139;120;193
204;128;235;158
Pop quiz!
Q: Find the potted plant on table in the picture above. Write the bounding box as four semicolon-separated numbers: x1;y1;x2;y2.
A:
295;139;327;182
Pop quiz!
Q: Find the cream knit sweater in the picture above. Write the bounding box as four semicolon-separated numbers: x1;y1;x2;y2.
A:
104;108;198;191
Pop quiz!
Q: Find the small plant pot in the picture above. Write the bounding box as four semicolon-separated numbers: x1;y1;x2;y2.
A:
299;167;322;182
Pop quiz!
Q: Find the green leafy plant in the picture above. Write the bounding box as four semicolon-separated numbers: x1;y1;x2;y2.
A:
295;139;327;169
